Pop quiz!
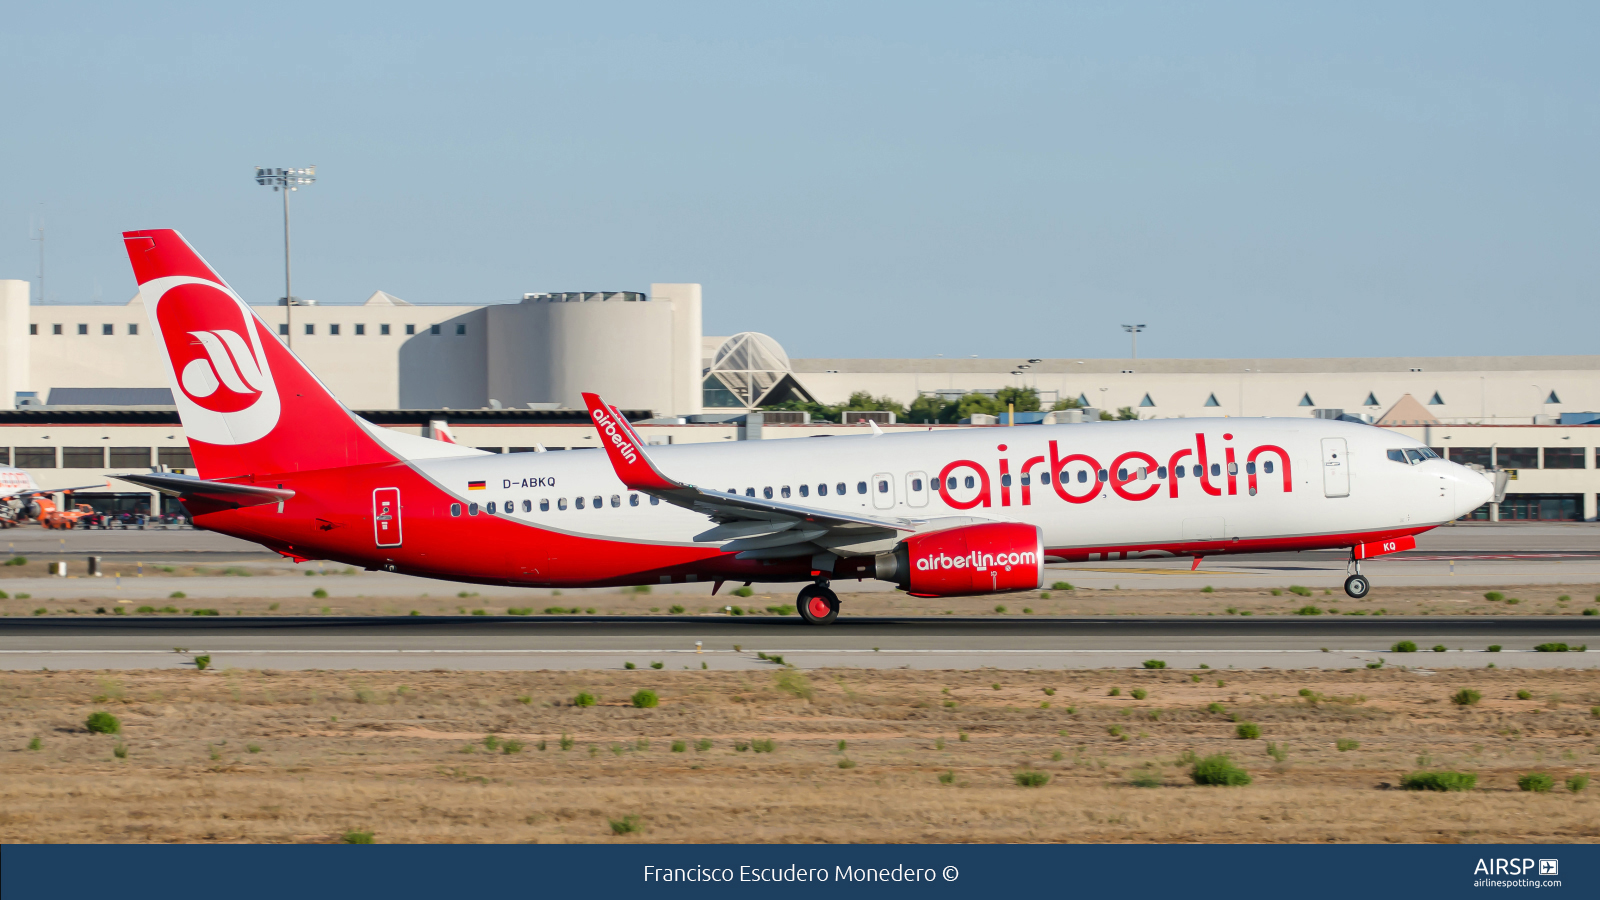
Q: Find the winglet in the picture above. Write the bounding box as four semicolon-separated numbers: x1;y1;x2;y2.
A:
581;393;678;491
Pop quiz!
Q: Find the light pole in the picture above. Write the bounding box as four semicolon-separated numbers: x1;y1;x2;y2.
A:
254;166;316;348
1121;324;1146;359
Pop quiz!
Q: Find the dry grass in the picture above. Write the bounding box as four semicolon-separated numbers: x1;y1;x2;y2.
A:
2;667;1598;843
4;582;1597;618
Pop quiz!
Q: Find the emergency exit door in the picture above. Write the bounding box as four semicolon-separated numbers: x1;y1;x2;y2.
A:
373;487;402;547
1320;438;1349;498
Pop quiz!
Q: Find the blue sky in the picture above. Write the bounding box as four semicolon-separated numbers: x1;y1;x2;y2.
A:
2;2;1596;359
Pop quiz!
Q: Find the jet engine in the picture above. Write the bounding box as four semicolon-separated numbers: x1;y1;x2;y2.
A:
873;521;1044;597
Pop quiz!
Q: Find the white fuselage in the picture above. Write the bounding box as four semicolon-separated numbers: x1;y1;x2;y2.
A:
411;418;1493;557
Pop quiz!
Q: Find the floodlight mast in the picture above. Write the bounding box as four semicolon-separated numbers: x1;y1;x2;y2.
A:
254;166;316;348
1121;323;1146;359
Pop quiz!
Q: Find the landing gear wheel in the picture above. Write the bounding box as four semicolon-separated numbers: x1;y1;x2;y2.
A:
796;584;840;626
1344;574;1370;599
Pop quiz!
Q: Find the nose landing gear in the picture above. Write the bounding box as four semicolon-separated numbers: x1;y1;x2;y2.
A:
796;581;840;626
1344;555;1370;599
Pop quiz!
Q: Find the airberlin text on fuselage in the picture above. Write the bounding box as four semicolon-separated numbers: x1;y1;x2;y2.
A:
936;432;1292;510
916;550;1037;572
590;408;638;464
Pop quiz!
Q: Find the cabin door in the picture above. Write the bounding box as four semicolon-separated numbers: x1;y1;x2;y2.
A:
373;487;403;547
1320;439;1350;498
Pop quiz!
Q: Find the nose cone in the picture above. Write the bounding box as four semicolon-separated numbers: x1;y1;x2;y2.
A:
1453;463;1495;517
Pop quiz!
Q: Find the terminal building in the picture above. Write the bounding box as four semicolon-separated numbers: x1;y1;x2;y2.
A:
0;278;1596;520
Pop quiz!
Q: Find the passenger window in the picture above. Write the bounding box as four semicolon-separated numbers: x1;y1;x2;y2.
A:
1176;467;1185;478
521;499;532;512
1077;470;1088;483
540;499;550;512
1245;462;1256;475
1387;449;1406;463
946;477;957;490
877;479;888;493
557;498;567;510
837;482;847;495
593;495;602;508
629;494;639;506
911;478;922;492
1227;462;1238;475
1157;466;1167;479
468;502;479;515
745;487;755;497
763;487;773;499
1263;461;1274;474
450;503;461;516
856;481;867;494
486;501;496;514
1019;474;1029;486
650;496;660;505
1041;472;1051;484
799;484;810;497
1097;469;1108;483
963;476;975;489
1001;474;1013;487
575;497;585;509
781;486;791;498
1117;468;1127;481
610;494;621;507
819;483;828;496
1210;464;1221;477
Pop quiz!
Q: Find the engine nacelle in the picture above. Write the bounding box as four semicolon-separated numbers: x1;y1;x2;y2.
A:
874;521;1043;597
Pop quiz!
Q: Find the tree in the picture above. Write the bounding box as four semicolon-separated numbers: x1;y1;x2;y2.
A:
955;393;1003;422
907;395;946;423
994;386;1040;412
840;391;906;417
1051;396;1083;411
1115;406;1139;420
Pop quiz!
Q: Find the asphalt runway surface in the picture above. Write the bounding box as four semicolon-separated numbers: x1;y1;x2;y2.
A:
3;615;1595;671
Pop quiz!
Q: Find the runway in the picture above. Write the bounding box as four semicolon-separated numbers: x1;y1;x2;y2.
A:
3;615;1594;671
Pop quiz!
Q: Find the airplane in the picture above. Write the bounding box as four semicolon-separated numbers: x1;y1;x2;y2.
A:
111;229;1495;624
0;469;109;528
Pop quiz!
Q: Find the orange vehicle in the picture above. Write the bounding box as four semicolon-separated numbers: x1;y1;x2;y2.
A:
37;499;96;530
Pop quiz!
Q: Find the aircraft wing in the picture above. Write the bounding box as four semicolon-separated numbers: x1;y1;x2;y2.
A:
111;472;294;510
581;392;914;561
0;481;111;500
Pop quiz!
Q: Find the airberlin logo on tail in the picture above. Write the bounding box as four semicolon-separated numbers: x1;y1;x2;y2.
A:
144;276;281;446
181;329;270;404
591;408;639;464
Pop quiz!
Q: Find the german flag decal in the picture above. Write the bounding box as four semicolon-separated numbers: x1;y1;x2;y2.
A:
467;480;486;491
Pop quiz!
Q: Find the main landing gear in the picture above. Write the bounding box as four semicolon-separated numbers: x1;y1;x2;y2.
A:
1344;556;1370;599
796;581;840;626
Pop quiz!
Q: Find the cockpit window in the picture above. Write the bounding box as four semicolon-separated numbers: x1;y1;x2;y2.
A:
1389;448;1438;464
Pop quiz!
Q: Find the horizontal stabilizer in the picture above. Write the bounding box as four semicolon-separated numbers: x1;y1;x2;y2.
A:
113;472;294;509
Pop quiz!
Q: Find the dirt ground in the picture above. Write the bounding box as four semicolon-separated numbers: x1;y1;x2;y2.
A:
3;667;1597;843
3;580;1597;618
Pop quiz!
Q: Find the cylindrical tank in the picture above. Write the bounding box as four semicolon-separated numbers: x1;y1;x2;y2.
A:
487;292;679;415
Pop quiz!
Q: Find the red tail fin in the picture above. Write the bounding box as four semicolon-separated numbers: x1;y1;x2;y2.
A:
122;229;395;479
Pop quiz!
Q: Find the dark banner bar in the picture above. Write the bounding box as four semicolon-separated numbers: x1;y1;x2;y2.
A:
3;844;1595;899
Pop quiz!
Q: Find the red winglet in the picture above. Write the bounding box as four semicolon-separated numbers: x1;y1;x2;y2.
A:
581;393;677;491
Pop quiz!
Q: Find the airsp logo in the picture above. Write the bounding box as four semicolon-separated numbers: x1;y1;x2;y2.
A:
1539;859;1559;877
144;275;281;445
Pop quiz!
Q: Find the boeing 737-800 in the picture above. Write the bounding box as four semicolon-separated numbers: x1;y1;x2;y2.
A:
113;229;1493;624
